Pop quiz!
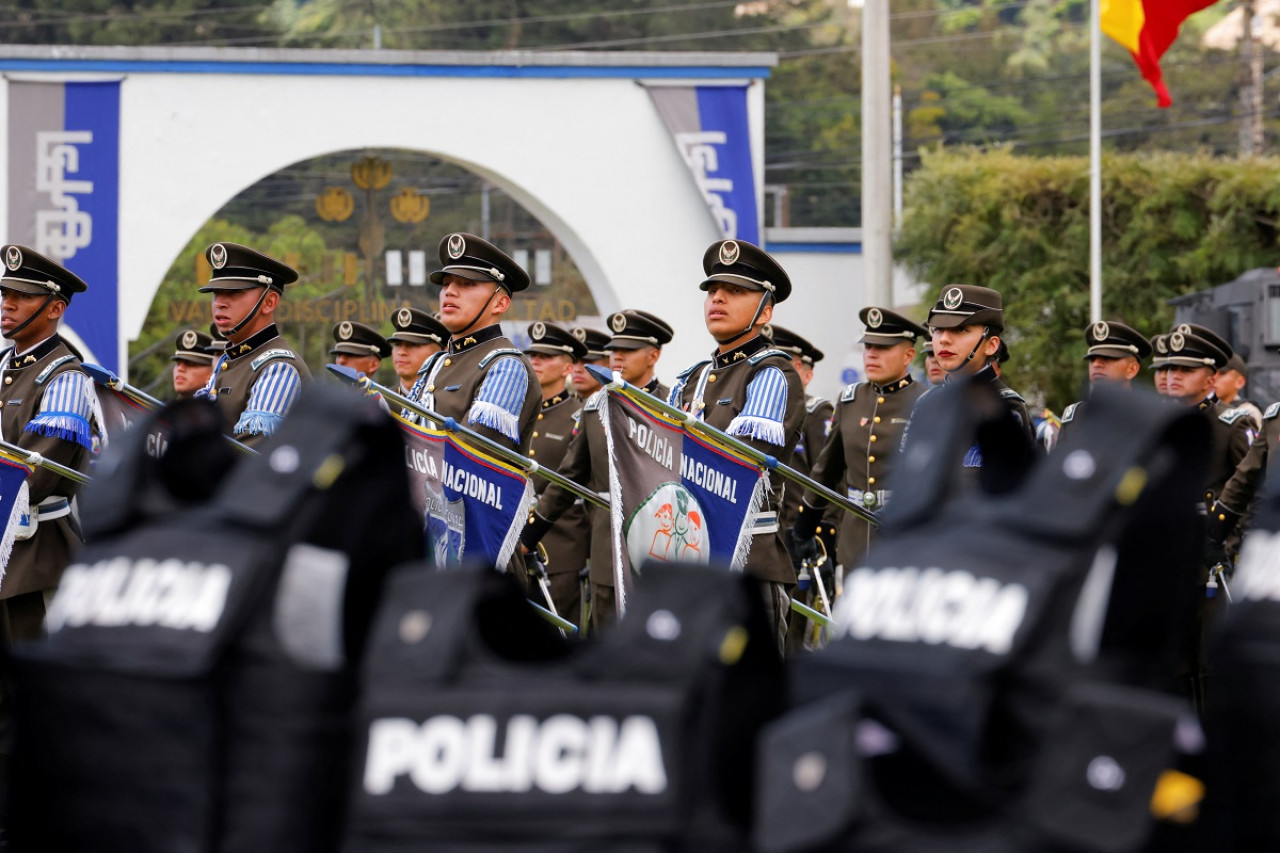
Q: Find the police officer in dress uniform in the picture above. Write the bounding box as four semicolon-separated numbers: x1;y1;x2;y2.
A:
522;321;590;625
901;285;1036;486
668;240;804;649
1208;399;1280;557
1213;353;1264;430
1152;324;1252;504
406;233;540;454
568;326;612;399
170;328;215;401
195;242;310;446
0;245;95;642
330;320;390;380
386;307;447;395
521;310;674;634
792;308;927;569
921;339;946;386
1059;319;1152;436
766;325;835;541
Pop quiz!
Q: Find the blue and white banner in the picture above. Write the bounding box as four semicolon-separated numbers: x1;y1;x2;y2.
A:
0;448;33;583
7;81;120;373
647;84;760;244
600;386;767;616
396;413;534;571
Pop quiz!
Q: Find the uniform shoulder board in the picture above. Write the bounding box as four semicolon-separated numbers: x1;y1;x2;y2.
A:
1219;407;1249;425
250;348;297;372
583;388;606;412
34;355;78;386
1265;402;1280;420
839;383;859;403
999;387;1026;404
806;395;830;414
748;348;790;366
675;359;713;381
1061;401;1082;423
477;347;525;369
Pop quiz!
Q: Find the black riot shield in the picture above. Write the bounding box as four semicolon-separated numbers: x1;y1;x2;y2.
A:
343;561;784;853
7;385;422;853
757;380;1210;853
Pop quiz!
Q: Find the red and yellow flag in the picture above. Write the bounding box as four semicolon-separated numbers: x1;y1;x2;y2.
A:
1101;0;1220;107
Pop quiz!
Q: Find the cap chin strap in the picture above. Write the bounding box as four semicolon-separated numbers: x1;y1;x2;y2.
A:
224;287;273;341
944;326;992;373
713;292;773;345
453;286;504;342
6;292;60;343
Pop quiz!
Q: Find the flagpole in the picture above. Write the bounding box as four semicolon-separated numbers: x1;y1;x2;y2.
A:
1090;0;1103;323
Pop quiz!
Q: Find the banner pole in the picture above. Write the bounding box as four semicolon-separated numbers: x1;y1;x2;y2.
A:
586;366;879;527
82;363;257;456
326;364;609;511
0;438;91;486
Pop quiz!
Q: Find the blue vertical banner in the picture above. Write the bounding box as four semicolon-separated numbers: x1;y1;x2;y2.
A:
646;84;761;245
7;81;120;372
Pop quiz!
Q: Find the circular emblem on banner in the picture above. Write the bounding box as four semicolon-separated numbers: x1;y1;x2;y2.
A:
718;240;740;266
1169;332;1185;352
396;308;413;329
1175;324;1192;336
610;313;627;333
531;322;546;340
4;246;22;272
1092;321;1109;342
209;243;228;270
181;330;199;350
447;234;466;260
942;287;964;310
338;321;354;341
571;326;587;342
867;308;884;329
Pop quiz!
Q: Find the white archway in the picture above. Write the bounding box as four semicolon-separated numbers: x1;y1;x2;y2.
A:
0;45;774;377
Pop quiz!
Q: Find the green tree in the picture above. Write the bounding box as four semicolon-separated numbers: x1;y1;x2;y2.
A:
896;148;1280;410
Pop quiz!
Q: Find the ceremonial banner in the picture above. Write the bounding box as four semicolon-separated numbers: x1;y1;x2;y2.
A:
646;84;761;244
92;383;149;446
395;413;534;571
0;449;34;582
600;387;767;615
7;81;121;372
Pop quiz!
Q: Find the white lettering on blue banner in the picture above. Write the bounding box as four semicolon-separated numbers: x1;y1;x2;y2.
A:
35;130;94;259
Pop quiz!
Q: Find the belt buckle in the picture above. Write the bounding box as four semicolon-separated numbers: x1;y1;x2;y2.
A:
862;490;878;509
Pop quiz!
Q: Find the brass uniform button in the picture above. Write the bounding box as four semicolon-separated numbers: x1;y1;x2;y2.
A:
873;416;881;423
530;449;537;457
708;374;717;383
538;413;545;420
3;376;10;385
869;435;877;443
532;431;539;439
427;384;435;392
877;396;885;404
868;455;876;463
444;358;452;366
868;477;876;485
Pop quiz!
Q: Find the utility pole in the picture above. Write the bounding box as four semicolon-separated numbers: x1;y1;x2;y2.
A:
862;0;893;307
1240;0;1264;156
